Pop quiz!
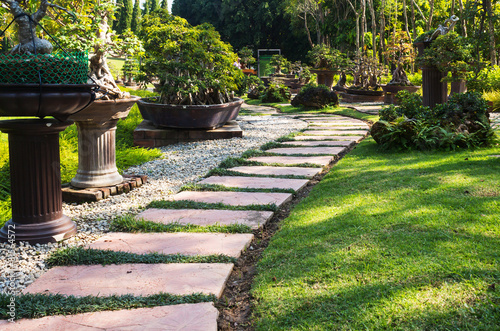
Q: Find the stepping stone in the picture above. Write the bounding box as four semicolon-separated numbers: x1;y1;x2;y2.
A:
266;147;345;155
172;191;292;207
198;176;308;191
305;126;368;130
230;165;322;178
283;140;353;147
297;116;351;120
307;125;368;129
304;130;367;136
1;303;218;331
294;135;363;142
249;155;333;166
137;209;273;229
23;263;233;298
89;232;254;258
305;119;365;124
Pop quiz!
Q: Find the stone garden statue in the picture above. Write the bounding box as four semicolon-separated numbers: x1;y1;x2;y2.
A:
427;15;460;42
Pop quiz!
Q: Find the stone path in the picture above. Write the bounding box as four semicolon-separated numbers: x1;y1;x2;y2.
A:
8;113;369;329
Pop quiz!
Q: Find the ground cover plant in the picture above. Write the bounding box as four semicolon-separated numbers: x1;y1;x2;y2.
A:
371;91;496;150
252;135;500;330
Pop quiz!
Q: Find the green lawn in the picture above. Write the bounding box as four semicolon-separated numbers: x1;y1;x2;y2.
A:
252;137;500;329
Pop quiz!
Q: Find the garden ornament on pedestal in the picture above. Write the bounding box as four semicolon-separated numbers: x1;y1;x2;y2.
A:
57;1;142;188
136;10;244;129
0;0;96;244
415;15;463;108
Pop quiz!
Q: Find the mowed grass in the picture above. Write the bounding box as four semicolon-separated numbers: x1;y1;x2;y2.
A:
252;136;500;330
0;88;161;227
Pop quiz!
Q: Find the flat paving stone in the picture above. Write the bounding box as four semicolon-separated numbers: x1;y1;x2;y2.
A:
23;263;233;298
266;147;345;155
305;126;368;131
283;140;353;147
307;125;369;129
1;303;218;331
89;232;254;258
294;135;363;142
198;176;309;191
249;155;334;166
172;191;293;207
137;209;273;229
231;165;322;178
303;130;367;136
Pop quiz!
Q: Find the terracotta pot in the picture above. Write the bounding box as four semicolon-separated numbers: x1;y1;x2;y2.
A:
311;69;337;88
137;98;243;129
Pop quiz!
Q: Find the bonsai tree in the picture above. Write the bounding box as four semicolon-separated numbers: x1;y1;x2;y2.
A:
416;31;473;83
55;0;143;99
384;30;415;86
269;54;290;75
138;10;243;105
349;56;387;90
307;45;351;71
238;46;256;69
2;0;54;54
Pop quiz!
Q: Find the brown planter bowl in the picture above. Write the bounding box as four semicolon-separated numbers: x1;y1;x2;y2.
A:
382;85;421;94
137;97;244;129
0;84;96;121
69;95;140;123
346;88;384;96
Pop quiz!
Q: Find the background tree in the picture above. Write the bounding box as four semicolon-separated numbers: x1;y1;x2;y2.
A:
115;0;133;35
131;0;141;32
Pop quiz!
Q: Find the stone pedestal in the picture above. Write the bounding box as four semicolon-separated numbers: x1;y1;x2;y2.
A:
68;97;139;188
422;66;447;108
71;119;122;188
0;119;76;244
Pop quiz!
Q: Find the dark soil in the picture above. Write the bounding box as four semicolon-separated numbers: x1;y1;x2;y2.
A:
216;131;367;330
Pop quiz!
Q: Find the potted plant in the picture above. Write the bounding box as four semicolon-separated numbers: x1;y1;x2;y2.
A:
346;55;388;95
238;46;257;75
55;0;143;188
0;0;96;243
269;54;291;77
136;10;244;129
308;45;350;88
382;30;420;103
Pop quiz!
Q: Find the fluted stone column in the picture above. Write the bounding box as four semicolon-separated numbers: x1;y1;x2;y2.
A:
70;119;123;188
0;119;76;244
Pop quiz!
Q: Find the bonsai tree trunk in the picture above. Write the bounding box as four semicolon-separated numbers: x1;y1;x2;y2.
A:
88;9;128;100
5;0;53;54
389;65;412;85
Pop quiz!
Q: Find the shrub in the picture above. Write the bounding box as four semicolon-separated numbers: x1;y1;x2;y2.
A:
291;84;338;109
373;91;495;150
260;83;291;103
236;75;263;96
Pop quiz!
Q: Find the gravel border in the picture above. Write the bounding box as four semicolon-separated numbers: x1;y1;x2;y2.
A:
0;114;307;295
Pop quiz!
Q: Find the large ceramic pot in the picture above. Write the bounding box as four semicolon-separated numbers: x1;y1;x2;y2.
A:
68;96;140;188
137;98;244;129
382;85;421;104
311;69;337;88
346;88;384;96
0;84;95;121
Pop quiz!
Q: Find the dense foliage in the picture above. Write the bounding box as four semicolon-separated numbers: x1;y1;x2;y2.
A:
291;83;339;109
372;91;495;150
138;9;243;105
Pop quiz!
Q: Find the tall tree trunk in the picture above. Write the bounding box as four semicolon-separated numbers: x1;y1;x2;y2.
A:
403;0;410;40
427;0;434;30
379;0;386;64
484;0;497;65
458;0;467;37
361;0;366;55
347;0;361;58
367;0;377;59
451;0;455;15
411;0;416;39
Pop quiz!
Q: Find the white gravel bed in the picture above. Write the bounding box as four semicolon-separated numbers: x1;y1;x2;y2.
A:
0;114;307;295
